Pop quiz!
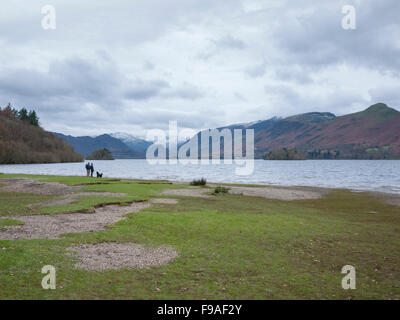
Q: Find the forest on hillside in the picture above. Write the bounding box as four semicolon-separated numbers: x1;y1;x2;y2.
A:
0;104;83;164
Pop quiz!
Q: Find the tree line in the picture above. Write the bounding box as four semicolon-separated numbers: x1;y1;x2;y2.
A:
0;103;40;127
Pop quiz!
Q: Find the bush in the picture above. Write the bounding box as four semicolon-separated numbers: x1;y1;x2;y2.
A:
213;186;230;194
190;178;207;186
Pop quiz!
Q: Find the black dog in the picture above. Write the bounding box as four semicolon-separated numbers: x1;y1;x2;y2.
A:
96;171;103;178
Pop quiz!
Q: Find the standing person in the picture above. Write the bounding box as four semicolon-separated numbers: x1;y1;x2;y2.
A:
90;163;94;177
85;162;90;177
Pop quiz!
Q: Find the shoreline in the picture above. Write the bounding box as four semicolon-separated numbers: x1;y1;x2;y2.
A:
1;171;400;196
1;173;400;205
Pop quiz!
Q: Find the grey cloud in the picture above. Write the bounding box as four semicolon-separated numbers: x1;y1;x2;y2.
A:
273;66;314;84
245;62;268;78
0;57;120;102
124;81;203;101
234;92;247;102
163;83;204;100
213;35;246;50
264;83;369;116
369;86;400;108
143;61;155;71
124;80;170;101
274;0;400;75
0;0;399;136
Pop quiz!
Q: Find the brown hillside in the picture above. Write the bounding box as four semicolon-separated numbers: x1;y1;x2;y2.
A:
0;112;83;164
255;103;400;159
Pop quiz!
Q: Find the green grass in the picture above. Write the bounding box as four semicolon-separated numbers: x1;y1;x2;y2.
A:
0;192;56;216
0;174;181;216
0;174;399;299
81;181;181;199
0;173;122;186
0;219;24;230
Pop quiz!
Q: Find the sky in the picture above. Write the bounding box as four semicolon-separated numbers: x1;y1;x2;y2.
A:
0;0;399;137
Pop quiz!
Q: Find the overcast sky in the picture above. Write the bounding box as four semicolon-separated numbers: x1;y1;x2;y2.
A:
0;0;399;137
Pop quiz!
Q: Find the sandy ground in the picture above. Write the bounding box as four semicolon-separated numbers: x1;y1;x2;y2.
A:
67;243;178;271
164;185;326;200
0;178;80;195
162;187;212;198
368;192;400;207
227;186;326;200
0;201;150;240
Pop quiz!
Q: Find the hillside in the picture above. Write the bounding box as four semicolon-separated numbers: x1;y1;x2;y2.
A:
50;103;400;161
54;133;143;159
0;109;83;164
109;132;152;154
185;103;400;160
254;103;400;159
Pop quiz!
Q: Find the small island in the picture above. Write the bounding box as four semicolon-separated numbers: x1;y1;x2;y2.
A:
86;148;114;160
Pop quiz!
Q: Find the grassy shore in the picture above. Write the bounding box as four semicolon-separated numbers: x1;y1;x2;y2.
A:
0;173;399;299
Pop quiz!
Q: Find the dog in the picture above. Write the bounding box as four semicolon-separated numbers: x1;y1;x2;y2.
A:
96;171;103;178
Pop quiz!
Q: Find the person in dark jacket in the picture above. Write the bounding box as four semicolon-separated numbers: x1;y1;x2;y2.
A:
90;163;94;177
85;162;90;177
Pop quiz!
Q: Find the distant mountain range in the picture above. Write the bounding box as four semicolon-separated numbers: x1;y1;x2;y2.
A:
215;103;400;159
108;132;152;154
55;103;400;160
53;133;151;159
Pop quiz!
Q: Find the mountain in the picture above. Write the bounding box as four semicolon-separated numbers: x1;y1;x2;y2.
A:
182;103;400;160
109;132;152;154
53;103;400;160
0;111;83;164
253;103;400;159
54;133;143;159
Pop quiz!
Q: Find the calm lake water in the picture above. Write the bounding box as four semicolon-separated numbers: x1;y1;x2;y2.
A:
1;160;400;194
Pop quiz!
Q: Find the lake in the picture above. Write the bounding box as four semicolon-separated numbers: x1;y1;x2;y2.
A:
1;160;399;194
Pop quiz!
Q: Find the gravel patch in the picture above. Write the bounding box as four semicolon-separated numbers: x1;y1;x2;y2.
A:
150;198;179;204
0;201;150;240
0;178;80;195
67;242;178;271
228;186;325;200
162;188;211;198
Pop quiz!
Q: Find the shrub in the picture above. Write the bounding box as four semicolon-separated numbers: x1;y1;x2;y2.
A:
190;178;207;186
213;186;230;194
